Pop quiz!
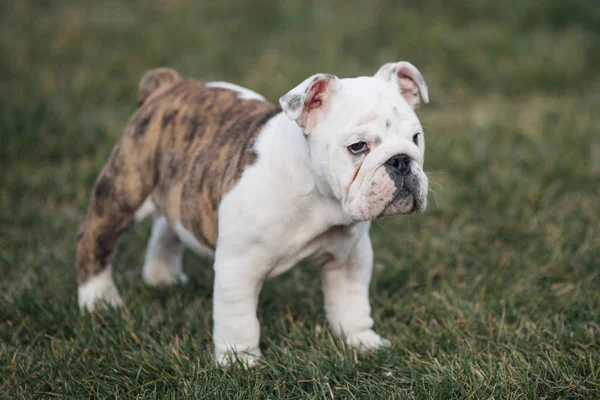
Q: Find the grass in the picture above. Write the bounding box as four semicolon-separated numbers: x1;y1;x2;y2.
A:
1;0;599;398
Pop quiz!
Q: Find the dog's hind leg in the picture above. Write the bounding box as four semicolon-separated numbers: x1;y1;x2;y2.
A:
76;68;182;311
76;119;159;311
142;215;187;287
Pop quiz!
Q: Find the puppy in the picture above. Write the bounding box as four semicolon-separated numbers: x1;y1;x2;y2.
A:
76;62;429;365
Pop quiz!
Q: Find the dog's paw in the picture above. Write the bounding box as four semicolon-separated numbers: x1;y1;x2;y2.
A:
142;262;188;287
78;269;124;312
215;347;262;368
345;329;392;351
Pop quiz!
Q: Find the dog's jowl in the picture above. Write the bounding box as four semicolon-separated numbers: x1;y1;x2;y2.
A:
77;62;430;365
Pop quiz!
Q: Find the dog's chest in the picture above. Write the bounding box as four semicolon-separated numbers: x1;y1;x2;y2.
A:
266;223;363;279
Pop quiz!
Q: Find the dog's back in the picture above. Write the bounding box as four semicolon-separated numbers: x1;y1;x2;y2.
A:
76;68;280;288
131;69;281;247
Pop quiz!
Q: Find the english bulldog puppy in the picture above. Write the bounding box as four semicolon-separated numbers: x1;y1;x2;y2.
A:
76;62;429;365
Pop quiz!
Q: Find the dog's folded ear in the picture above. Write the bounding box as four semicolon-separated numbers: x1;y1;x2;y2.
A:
374;62;429;110
279;74;339;131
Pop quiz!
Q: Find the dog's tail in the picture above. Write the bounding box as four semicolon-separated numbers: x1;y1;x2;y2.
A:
137;68;182;106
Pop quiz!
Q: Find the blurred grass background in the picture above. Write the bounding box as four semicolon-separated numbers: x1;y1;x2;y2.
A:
1;0;599;398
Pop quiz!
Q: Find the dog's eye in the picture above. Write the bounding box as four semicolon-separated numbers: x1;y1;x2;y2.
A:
412;133;420;145
348;141;368;154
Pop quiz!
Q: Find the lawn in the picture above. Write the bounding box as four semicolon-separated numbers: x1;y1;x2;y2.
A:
1;0;599;398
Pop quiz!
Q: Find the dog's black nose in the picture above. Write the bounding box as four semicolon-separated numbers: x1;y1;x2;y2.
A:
386;154;411;175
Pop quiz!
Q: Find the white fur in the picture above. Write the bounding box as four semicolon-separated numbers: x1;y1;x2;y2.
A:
142;216;188;286
78;267;123;311
172;221;214;258
205;82;266;101
134;197;158;222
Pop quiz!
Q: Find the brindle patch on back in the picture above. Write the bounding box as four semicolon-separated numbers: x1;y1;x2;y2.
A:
134;80;281;249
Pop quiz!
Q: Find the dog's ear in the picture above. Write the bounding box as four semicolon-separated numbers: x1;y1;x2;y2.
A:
374;62;429;110
279;74;339;131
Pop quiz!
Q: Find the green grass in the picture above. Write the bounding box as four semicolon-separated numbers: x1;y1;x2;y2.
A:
1;0;599;398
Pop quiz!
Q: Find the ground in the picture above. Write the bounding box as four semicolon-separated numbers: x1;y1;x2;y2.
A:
1;0;599;398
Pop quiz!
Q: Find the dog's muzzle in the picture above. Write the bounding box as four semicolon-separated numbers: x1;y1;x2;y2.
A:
379;153;426;216
342;143;427;221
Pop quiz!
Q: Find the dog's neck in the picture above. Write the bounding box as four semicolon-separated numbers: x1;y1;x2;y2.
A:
255;112;351;226
272;112;337;197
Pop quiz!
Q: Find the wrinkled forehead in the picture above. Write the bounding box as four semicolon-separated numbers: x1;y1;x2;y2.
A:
328;77;422;134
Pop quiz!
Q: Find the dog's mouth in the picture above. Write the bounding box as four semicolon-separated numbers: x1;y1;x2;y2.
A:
378;174;426;217
343;160;427;221
393;188;415;206
378;188;417;217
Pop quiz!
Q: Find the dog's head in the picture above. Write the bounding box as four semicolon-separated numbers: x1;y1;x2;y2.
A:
280;61;429;221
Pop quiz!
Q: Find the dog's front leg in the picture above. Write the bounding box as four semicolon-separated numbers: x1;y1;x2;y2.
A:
212;251;268;366
322;232;391;350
